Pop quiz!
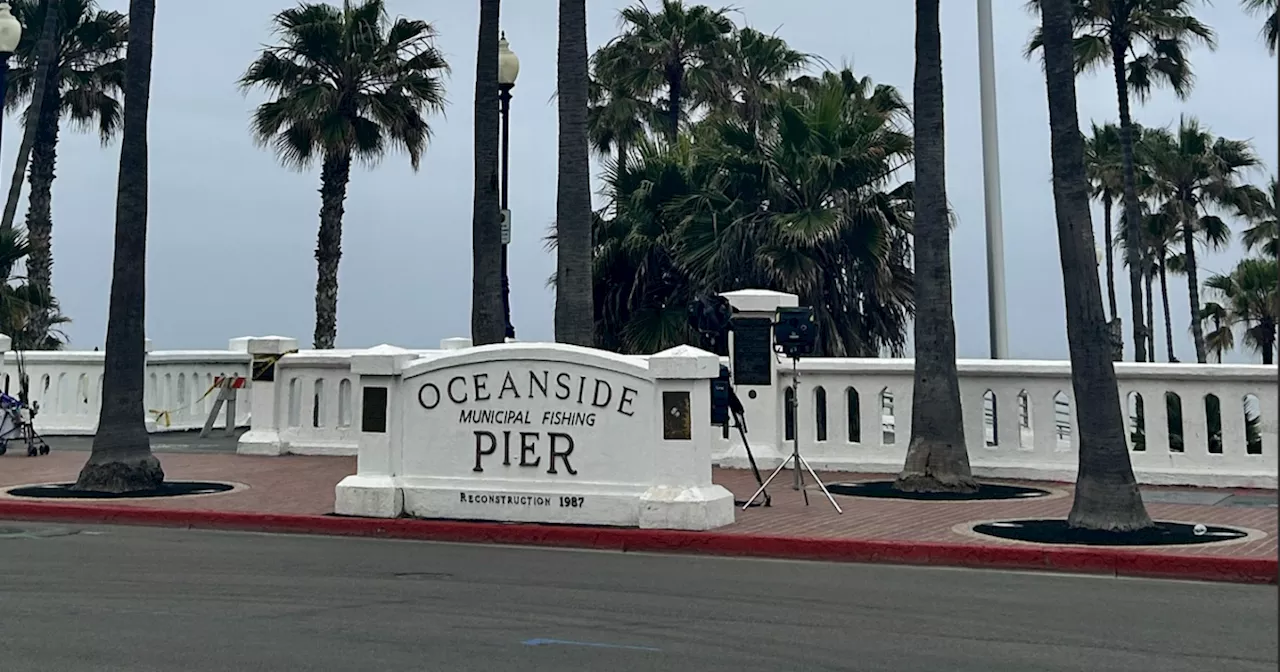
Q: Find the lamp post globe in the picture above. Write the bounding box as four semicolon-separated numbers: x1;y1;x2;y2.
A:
0;2;21;54
497;33;518;340
0;1;23;160
498;33;520;87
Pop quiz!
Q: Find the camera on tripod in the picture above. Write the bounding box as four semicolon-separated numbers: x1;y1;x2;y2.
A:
773;306;816;358
687;294;734;356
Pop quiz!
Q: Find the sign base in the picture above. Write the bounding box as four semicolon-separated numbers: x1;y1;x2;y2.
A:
336;476;735;531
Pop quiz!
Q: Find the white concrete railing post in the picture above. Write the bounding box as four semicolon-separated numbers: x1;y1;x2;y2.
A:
334;345;416;518
640;345;735;530
237;336;300;456
142;338;157;433
718;289;798;469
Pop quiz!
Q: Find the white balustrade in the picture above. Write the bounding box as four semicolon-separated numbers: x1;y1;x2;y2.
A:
238;342;452;456
758;358;1276;488
0;341;251;436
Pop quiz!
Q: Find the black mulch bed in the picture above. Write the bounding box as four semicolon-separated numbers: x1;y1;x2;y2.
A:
6;481;234;500
827;481;1051;501
973;519;1250;546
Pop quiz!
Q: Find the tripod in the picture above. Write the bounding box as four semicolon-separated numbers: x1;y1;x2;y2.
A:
742;356;842;513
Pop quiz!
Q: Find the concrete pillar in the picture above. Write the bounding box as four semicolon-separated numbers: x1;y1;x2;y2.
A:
236;336;299;456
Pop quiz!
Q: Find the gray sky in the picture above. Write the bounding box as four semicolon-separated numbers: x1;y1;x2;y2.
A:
11;0;1276;361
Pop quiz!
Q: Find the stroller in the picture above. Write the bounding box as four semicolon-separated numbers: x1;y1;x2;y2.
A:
0;391;50;457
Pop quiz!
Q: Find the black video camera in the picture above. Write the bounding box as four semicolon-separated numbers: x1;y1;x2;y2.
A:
687;294;734;355
773;306;816;358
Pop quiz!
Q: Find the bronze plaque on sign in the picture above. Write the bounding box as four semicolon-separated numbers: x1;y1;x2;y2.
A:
662;391;691;440
731;317;773;386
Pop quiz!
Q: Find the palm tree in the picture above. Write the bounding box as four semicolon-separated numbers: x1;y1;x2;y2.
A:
895;0;975;494
1084;122;1124;322
1143;118;1258;363
555;0;593;346
240;0;449;349
587;42;658;179
471;0;503;346
1026;0;1216;362
711;26;816;138
1242;0;1278;53
1037;0;1152;532
599;0;734;139
0;227;68;350
1116;206;1183;361
1204;256;1278;364
72;0;158;493
4;0;125;343
593;68;917;357
0;0;57;260
1239;176;1277;258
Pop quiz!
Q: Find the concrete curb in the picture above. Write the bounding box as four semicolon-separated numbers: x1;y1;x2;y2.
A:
0;500;1274;585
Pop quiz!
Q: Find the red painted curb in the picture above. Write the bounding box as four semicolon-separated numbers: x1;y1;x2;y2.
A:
0;500;1274;585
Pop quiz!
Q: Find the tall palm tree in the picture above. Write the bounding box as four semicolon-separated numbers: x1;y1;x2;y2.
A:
1037;0;1152;532
555;0;593;346
1143;118;1258;363
471;0;503;346
1116;205;1183;361
4;0;125;343
1242;0;1278;53
72;0;158;493
1204;256;1278;364
240;0;449;349
599;0;734;139
895;0;975;494
1026;0;1216;362
1084;122;1124;322
0;0;56;241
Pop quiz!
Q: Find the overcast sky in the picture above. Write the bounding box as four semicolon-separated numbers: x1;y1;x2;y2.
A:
9;0;1275;361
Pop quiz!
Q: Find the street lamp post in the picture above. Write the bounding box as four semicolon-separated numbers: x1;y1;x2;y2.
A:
976;0;1009;360
0;2;24;150
497;33;520;340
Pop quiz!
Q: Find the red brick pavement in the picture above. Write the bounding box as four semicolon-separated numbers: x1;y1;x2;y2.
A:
1;451;1274;560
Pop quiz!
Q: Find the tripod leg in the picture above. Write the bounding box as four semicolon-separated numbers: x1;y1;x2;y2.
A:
796;453;843;514
734;414;770;506
742;455;794;510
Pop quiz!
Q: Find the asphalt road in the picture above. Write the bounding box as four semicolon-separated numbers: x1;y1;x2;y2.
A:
0;523;1274;672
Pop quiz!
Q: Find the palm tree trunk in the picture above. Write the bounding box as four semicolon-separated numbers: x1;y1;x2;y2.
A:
616;139;627;177
1040;0;1152;531
665;65;682;140
555;0;594;346
895;0;976;494
74;0;162;494
0;0;59;238
24;80;62;347
1102;196;1117;320
471;0;505;345
312;152;350;350
1181;214;1208;363
1111;38;1148;362
1158;257;1176;362
1143;263;1155;360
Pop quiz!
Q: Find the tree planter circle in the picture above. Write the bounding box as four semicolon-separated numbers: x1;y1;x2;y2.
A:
5;481;236;500
826;481;1053;501
971;519;1250;547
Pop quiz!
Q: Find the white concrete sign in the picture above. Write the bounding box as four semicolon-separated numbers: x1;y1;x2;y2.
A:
335;343;735;530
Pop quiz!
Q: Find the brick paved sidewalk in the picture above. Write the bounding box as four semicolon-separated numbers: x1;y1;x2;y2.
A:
2;446;1274;560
